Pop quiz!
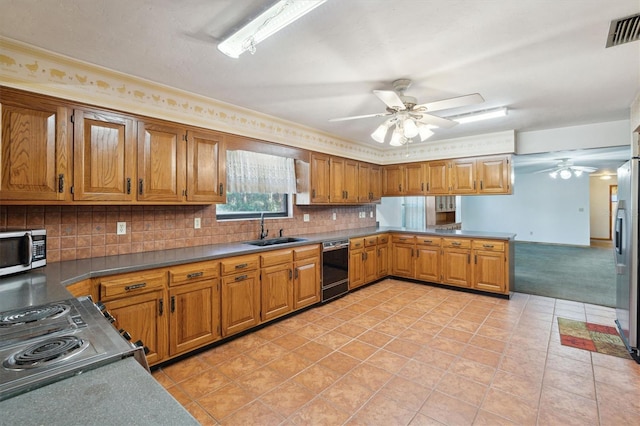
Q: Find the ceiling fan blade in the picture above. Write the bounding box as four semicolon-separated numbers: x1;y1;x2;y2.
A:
533;167;560;174
414;93;484;112
373;90;406;110
328;112;392;122
416;113;458;129
572;166;597;172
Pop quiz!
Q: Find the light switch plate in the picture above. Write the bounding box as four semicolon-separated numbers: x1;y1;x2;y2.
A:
194;218;201;229
303;214;310;222
332;212;336;220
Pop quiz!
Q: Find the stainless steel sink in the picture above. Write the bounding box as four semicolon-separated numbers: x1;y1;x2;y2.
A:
244;237;308;247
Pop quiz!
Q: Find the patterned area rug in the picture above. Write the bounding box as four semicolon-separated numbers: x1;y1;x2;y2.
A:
557;317;631;359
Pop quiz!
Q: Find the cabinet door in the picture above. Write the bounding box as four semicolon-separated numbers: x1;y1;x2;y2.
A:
330;157;345;203
391;243;414;277
73;108;135;201
221;271;260;337
370;165;382;202
358;162;371;202
363;245;377;283
442;248;471;287
137;121;186;202
343;159;359;203
186;129;225;202
1;94;71;201
451;159;477;194
425;161;449;194
169;279;220;356
376;239;390;278
349;249;365;289
382;165;404;196
477;155;511;194
310;153;330;203
294;257;320;309
261;263;294;321
405;163;425;195
473;250;506;293
415;244;440;282
104;289;167;365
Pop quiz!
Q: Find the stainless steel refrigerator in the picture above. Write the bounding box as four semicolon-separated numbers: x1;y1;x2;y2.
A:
615;159;640;362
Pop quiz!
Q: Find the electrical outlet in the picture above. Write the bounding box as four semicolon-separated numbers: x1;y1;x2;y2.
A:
370;211;373;218
116;222;126;235
332;212;336;220
303;214;310;222
194;217;201;229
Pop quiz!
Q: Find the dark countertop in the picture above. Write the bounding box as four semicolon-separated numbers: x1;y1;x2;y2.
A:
41;226;515;288
0;358;198;425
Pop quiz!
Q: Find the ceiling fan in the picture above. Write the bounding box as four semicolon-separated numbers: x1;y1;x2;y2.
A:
329;79;484;146
535;159;597;179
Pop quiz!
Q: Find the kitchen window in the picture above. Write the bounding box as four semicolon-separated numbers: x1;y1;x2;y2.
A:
216;150;296;220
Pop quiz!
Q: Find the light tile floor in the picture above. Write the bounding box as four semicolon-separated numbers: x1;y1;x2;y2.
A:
152;279;640;425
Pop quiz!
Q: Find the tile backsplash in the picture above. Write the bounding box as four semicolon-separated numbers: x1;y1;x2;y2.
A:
0;204;377;263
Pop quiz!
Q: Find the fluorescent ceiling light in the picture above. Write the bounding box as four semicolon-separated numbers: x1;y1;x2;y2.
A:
218;0;327;58
451;107;508;124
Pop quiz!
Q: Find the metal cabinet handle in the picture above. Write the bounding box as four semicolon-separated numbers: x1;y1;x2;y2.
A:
219;183;224;196
483;244;494;248
138;178;144;195
58;174;64;193
289;269;293;280
451;242;461;246
234;274;248;281
295;268;299;279
159;298;163;316
126;178;131;194
186;272;203;279
170;296;175;313
235;263;248;269
124;282;146;291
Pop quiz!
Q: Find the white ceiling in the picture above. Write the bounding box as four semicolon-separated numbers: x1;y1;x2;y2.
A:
0;0;638;169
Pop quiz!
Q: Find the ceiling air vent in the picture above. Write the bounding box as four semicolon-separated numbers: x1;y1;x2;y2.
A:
606;13;640;47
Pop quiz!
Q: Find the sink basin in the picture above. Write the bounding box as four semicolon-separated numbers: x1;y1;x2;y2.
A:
244;237;308;247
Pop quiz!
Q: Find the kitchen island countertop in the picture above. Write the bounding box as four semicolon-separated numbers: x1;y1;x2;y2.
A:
0;357;198;425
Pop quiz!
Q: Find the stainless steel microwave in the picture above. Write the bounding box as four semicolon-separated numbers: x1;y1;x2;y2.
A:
0;229;47;277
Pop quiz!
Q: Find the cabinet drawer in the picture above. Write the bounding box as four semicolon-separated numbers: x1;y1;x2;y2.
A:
442;238;471;249
169;261;219;286
416;237;441;247
99;270;166;301
221;255;259;275
377;234;389;244
472;240;505;252
261;249;293;267
392;235;416;244
294;245;320;260
350;238;365;250
364;236;378;247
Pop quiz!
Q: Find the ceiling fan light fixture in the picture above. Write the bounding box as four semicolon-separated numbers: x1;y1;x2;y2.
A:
390;128;405;146
371;121;390;143
549;171;558;179
417;124;434;141
573;170;583;177
559;169;572;179
403;118;419;138
217;0;326;58
451;107;508;124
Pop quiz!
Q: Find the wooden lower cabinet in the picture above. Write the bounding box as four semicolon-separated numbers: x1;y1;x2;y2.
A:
349;236;382;289
293;245;321;309
220;255;261;337
472;240;507;293
103;288;167;365
376;234;390;278
391;235;415;277
349;238;366;289
442;239;472;287
415;239;441;282
261;262;294;322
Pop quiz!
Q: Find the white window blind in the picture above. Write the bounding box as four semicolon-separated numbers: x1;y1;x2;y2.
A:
226;150;296;194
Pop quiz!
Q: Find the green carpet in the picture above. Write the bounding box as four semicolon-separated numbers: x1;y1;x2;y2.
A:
514;242;616;307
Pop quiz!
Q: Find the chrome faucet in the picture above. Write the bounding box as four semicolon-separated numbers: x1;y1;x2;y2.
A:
259;213;269;240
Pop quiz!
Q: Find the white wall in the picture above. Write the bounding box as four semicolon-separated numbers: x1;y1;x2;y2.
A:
377;197;404;227
461;172;591;245
590;175;618;239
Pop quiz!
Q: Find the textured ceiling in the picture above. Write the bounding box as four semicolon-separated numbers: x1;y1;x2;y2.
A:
0;0;638;163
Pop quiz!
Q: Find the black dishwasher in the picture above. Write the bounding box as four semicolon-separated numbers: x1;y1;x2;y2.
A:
321;239;349;302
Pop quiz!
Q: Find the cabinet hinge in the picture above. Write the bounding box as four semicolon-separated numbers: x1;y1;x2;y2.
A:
70;185;74;194
70;114;75;123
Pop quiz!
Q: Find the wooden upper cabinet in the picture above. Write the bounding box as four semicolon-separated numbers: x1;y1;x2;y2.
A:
370;164;382;202
477;155;511;194
425;161;449;194
451;159;477;194
72;108;135;201
137;120;186;202
310;152;330;203
330;157;358;203
382;165;405;196
186;129;225;203
1;91;71;201
405;163;425;195
358;162;371;202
